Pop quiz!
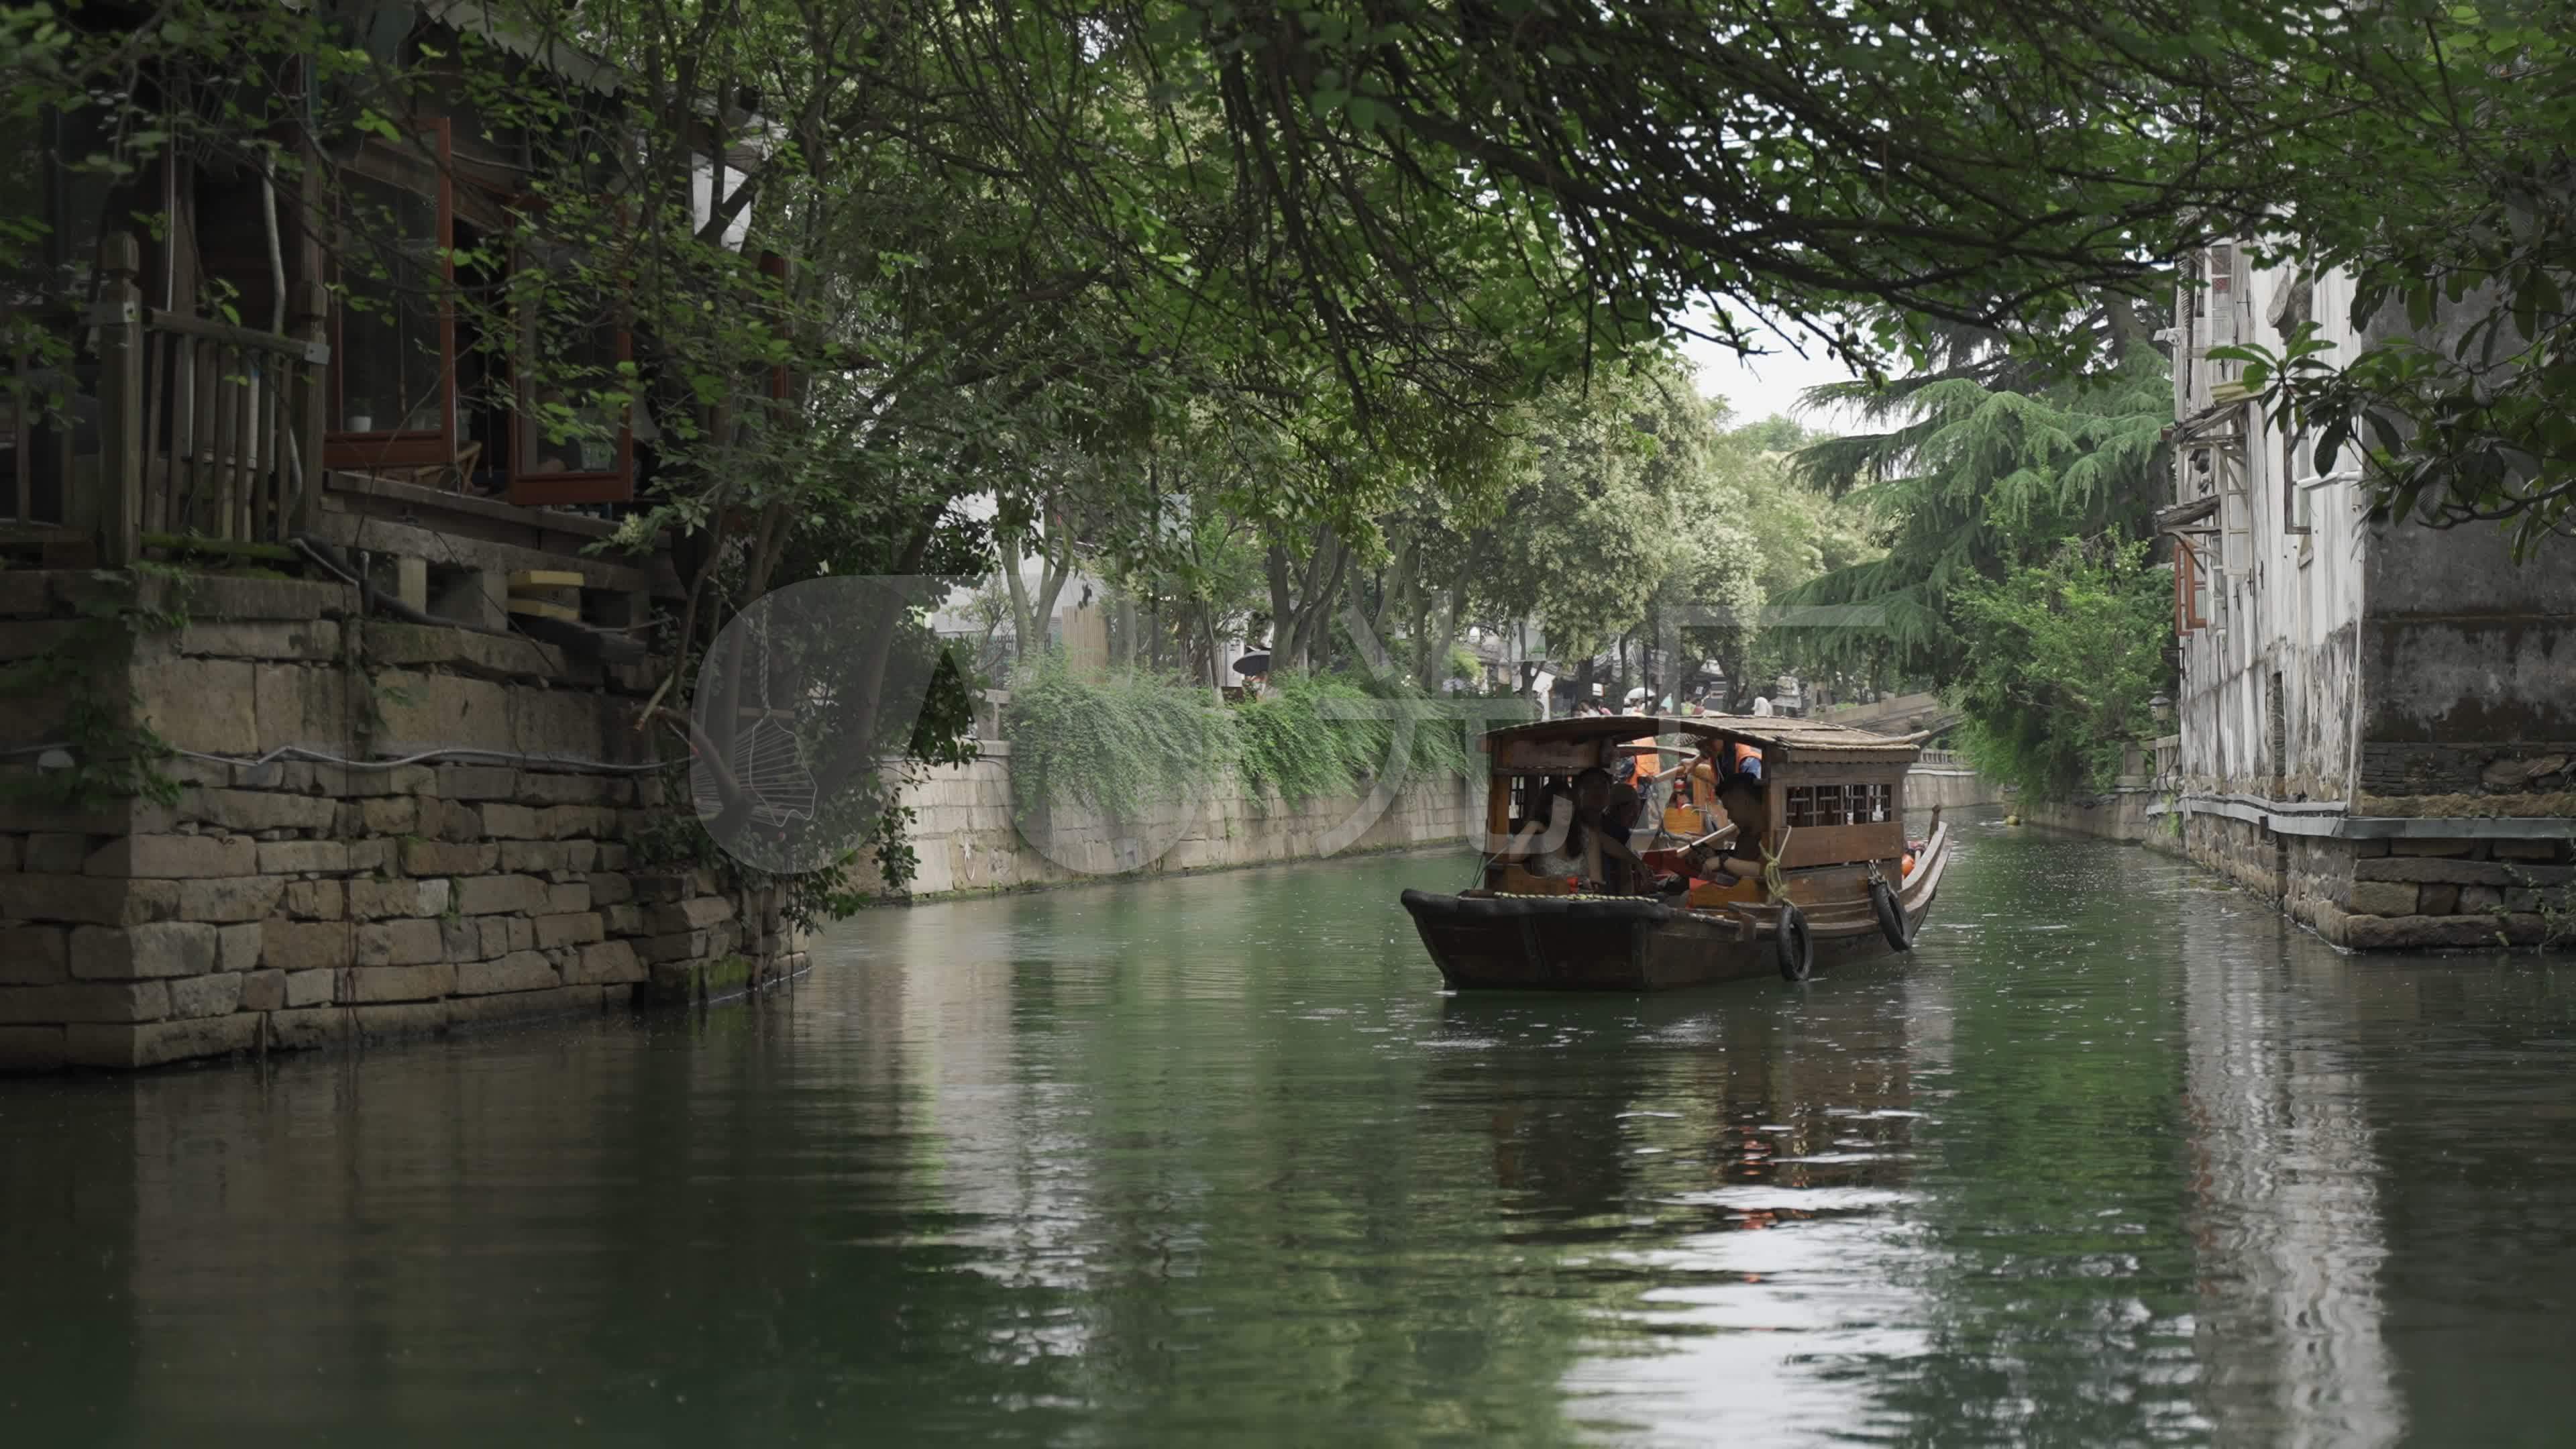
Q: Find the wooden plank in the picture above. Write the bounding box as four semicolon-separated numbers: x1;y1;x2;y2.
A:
508;569;586;590
94;233;145;566
1497;866;1574;896
140;307;321;356
138;329;166;534
1496;737;1603;773
288;280;329;538
227;343;256;539
187;335;219;531
166;333;193;530
506;597;580;623
263;360;288;541
326;470;628;540
1769;757;1909;786
304;511;657;594
1780;820;1903;869
11;353;31;524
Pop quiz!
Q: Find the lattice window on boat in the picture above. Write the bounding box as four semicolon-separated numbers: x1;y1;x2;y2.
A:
1837;784;1872;824
1865;783;1892;822
1786;785;1819;828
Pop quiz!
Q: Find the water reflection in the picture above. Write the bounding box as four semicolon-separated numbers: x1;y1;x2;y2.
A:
2183;898;2402;1448
1;828;2573;1446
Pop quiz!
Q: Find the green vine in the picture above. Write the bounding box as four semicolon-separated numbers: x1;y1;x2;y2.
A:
1005;652;1232;825
0;565;193;810
1006;653;1477;822
624;763;902;935
2505;863;2576;949
1234;673;1474;801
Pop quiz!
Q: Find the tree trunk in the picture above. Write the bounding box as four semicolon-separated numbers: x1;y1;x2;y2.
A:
1428;586;1464;691
1265;541;1296;667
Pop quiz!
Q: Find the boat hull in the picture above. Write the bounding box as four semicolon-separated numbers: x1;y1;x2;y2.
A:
1405;827;1950;992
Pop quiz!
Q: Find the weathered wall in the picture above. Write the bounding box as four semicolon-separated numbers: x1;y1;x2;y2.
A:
2176;260;2576;815
2357;522;2576;816
869;753;1480;900
2175;262;2373;808
2169;250;2576;951
0;572;799;1073
2025;790;2163;845
1904;757;2002;813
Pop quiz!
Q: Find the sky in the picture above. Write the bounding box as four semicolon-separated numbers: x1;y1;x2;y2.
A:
1675;307;1869;435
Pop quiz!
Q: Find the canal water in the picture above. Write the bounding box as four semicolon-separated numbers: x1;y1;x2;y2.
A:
5;821;2575;1446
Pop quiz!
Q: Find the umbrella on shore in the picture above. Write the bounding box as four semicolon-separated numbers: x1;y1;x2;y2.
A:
1232;651;1272;677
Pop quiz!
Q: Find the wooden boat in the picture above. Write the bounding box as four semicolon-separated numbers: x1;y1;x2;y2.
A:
1402;713;1953;990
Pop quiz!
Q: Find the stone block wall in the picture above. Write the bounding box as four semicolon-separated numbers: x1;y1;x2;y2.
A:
1904;764;2003;814
870;753;1994;902
871;754;1480;900
2182;811;2572;949
0;572;801;1073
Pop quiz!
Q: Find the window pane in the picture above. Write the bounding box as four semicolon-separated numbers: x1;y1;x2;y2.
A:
339;174;443;433
519;312;622;474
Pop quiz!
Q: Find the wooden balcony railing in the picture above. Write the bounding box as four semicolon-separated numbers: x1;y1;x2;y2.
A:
5;232;327;566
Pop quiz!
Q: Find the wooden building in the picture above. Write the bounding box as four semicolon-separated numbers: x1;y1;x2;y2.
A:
0;3;806;1071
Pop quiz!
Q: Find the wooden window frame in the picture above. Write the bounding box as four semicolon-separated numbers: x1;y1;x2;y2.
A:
2174;535;2209;634
504;204;635;507
324;119;458;471
2282;429;2313;537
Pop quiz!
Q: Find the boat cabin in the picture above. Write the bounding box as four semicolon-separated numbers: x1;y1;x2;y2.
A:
1479;713;1923;908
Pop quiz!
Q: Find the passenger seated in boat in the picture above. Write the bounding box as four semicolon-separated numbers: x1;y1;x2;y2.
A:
1713;743;1768;875
1572;767;1653;892
1503;777;1580;878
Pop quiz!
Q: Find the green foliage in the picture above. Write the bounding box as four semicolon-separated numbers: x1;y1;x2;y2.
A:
1007;657;1475;820
0;568;192;810
623;778;885;937
2202;0;2576;552
1947;540;2170;803
1006;653;1234;824
2504;865;2576;949
1779;344;2171;681
1234;672;1476;802
1234;676;1391;803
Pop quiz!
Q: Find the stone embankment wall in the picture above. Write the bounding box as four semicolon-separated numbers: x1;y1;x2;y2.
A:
0;573;798;1073
873;753;1480;898
873;753;1996;900
1904;752;2002;814
2023;793;2163;844
2183;812;2569;949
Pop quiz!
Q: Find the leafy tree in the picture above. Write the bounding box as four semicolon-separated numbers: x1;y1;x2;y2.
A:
1947;539;2171;802
2206;0;2576;553
1701;419;1880;702
1118;0;2347;382
1776;343;2171;681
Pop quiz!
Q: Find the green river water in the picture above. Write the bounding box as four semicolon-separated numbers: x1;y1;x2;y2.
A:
5;820;2575;1446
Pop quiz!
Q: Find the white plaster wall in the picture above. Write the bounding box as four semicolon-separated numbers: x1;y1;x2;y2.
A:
2174;254;2371;804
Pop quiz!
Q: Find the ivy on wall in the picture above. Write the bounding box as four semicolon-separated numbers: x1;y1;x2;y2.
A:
1006;653;1477;824
0;566;193;810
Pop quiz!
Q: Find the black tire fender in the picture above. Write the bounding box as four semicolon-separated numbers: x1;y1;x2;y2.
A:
1775;902;1814;981
1870;878;1913;953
